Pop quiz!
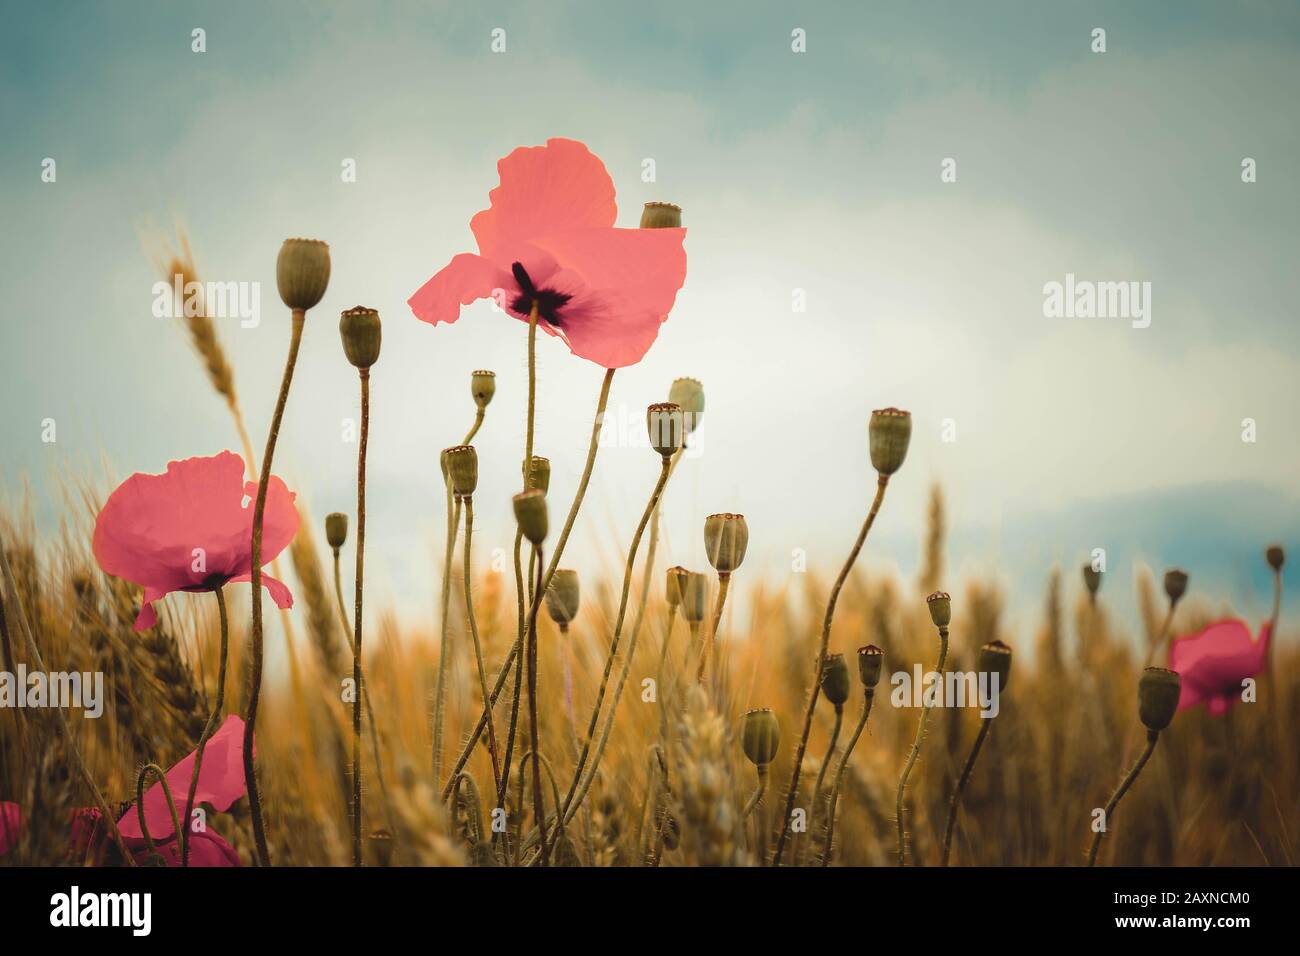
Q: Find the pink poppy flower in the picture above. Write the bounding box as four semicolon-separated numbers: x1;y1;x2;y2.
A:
93;451;299;630
1169;619;1271;716
68;808;242;868
408;137;688;369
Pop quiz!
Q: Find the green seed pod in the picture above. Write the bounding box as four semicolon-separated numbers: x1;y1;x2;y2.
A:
545;569;580;627
820;653;851;706
639;201;682;229
978;639;1013;693
339;306;381;369
646;402;684;458
666;566;689;608
857;644;883;688
1138;666;1181;732
704;513;748;574
523;456;550;493
444;445;477;498
741;708;779;766
471;370;496;409
1083;564;1102;600
1163;568;1189;605
869;407;912;477
513;490;548;545
325;512;348;549
668;377;704;435
1266;545;1285;572
276;237;331;311
680;571;709;624
926;590;952;629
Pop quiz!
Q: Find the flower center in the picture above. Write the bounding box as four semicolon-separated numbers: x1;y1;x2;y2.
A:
511;262;572;326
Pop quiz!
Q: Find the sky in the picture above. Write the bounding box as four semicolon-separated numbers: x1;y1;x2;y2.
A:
2;0;1297;654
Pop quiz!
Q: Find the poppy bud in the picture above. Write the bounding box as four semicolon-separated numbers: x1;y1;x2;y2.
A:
668;377;705;436
1083;564;1102;600
646;402;684;458
277;238;331;311
523;456;550;493
325;512;348;549
640;201;682;229
339;306;381;369
1163;569;1189;605
1266;545;1285;572
704;513;748;574
513;490;548;545
820;653;851;706
857;644;883;688
666;566;689;608
741;708;779;766
926;590;952;629
680;571;709;624
1138;667;1181;732
471;370;496;409
978;639;1012;693
545;569;580;627
444;445;477;498
869;407;912;477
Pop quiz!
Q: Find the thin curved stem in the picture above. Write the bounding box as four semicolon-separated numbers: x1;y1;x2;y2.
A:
696;573;731;682
463;409;485;445
462;497;500;793
656;605;679;737
1144;604;1177;668
773;475;889;866
183;585;229;866
246;306;305;866
351;369;370;867
432;493;461;784
1088;730;1160;866
822;690;875;866
808;704;843;841
895;625;948;866
526;545;549;865
743;765;770;819
135;762;181;863
496;526;527;821
940;716;993;866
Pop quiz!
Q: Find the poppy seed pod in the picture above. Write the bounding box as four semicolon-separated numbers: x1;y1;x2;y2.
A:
979;639;1013;693
523;456;550;493
668;377;705;435
741;708;779;766
471;370;496;409
277;238;331;311
1163;568;1189;605
325;512;348;549
666;566;689;608
513;490;548;545
820;653;851;706
869;407;912;477
639;201;682;230
704;513;748;574
647;402;684;457
926;590;952;629
857;644;884;688
680;571;709;624
444;445;477;498
545;569;580;627
1138;667;1181;732
1266;545;1285;572
1083;564;1102;599
339;306;381;369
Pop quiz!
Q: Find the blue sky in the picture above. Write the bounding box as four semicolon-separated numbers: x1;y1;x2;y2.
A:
2;1;1297;651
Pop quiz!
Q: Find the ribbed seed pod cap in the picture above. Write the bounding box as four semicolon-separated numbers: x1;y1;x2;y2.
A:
471;370;496;409
639;201;682;229
666;566;689;607
339;306;381;369
1138;667;1181;732
857;644;884;688
741;708;779;766
545;569;580;626
926;590;952;628
1083;564;1102;599
668;377;705;435
646;402;684;457
978;640;1013;692
277;238;331;311
325;512;348;549
444;445;477;498
704;513;748;574
869;407;912;476
820;653;851;706
513;490;548;545
680;571;709;623
1266;545;1285;572
1163;568;1189;604
523;456;550;493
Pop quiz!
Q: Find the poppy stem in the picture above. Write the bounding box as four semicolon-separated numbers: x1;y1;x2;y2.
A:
247;305;306;867
696;573;731;683
822;689;875;866
743;764;769;819
773;474;890;866
1088;730;1160;866
525;545;549;865
182;585;229;866
495;527;526;839
432;491;461;786
135;762;180;865
805;702;843;862
896;623;949;866
462;496;501;794
351;367;370;866
940;713;993;866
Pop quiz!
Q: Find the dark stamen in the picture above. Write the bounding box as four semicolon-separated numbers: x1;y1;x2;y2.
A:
510;261;572;326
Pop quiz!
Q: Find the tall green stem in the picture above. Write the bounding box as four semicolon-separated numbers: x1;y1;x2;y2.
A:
895;625;949;866
1087;730;1159;866
351;368;370;866
940;716;992;866
462;496;500;792
432;491;461;784
526;546;549;865
822;690;874;866
696;573;731;682
743;765;769;818
135;763;180;864
183;585;229;866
